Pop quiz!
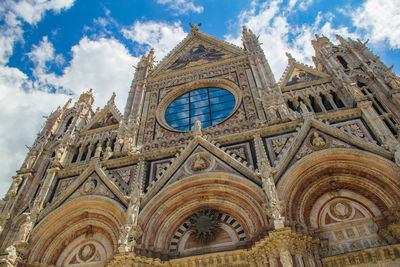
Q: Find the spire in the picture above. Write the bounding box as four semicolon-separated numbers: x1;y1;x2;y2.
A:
76;88;94;106
124;49;155;118
242;26;262;52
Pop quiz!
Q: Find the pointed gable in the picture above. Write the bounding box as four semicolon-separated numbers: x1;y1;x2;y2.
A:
279;53;331;91
82;93;122;133
149;30;246;77
89;110;119;130
142;136;259;205
273;119;392;180
42;161;128;219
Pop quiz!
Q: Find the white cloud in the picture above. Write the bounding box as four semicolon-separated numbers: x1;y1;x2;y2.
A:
11;0;75;24
0;65;68;197
0;0;75;64
27;36;64;79
156;0;203;15
122;20;187;61
32;37;139;110
352;0;400;48
225;0;360;80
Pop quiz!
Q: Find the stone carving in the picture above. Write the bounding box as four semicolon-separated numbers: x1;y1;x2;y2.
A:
296;146;313;160
118;183;142;252
311;132;326;148
192;154;207;171
194;119;202;137
78;243;96;262
3;245;17;266
188;209;220;244
331;139;351;148
94;142;102;158
126;184;140;226
259;159;284;229
82;179;97;194
5;176;23;200
339;123;365;139
22;149;37;170
117;169;131;184
17;213;33;243
385;67;400;90
226;147;247;162
103;143;113;160
346;81;365;102
330;201;352;220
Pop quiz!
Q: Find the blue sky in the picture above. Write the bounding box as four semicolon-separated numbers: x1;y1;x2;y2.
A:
0;0;399;197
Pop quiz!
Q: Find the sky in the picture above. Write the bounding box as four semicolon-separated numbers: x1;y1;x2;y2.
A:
0;0;399;198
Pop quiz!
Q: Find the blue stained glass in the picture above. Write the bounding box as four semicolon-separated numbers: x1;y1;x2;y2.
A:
165;87;235;131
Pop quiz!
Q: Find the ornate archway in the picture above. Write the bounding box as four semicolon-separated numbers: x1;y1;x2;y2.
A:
278;148;400;256
138;173;266;255
28;196;125;265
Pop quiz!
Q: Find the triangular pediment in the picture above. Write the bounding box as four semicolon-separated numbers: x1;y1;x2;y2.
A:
150;30;246;77
274;118;392;180
279;58;331;91
142;136;259;205
40;161;128;220
82;95;122;133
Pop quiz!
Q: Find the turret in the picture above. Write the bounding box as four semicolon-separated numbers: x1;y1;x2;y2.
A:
124;49;155;118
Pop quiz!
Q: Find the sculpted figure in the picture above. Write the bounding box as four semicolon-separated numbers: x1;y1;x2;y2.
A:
194;119;202;137
22;149;37;169
18;214;33;243
94;142;102;158
192;154;206;171
103;145;113;160
54;145;65;163
126;184;141;225
6;176;23;199
385;68;400;89
118;224;131;247
311;132;326;148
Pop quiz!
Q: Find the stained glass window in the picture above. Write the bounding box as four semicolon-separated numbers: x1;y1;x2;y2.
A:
165;88;235;131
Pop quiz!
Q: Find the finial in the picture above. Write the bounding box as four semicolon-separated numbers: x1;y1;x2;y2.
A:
108;92;116;105
285;52;295;63
189;22;202;32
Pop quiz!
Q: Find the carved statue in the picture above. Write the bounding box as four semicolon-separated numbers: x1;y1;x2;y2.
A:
266;106;280;124
17;214;33;243
194;119;202;137
22;149;37;169
114;137;123;153
126;184;141;225
259;160;284;226
103;145;113;160
118;224;131;248
5;176;23;200
311;132;326;148
54;145;65;163
346;81;365;102
385;67;400;90
94;142;102;158
192;154;207;171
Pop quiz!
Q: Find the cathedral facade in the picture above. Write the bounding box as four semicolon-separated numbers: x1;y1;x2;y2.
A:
1;25;400;267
